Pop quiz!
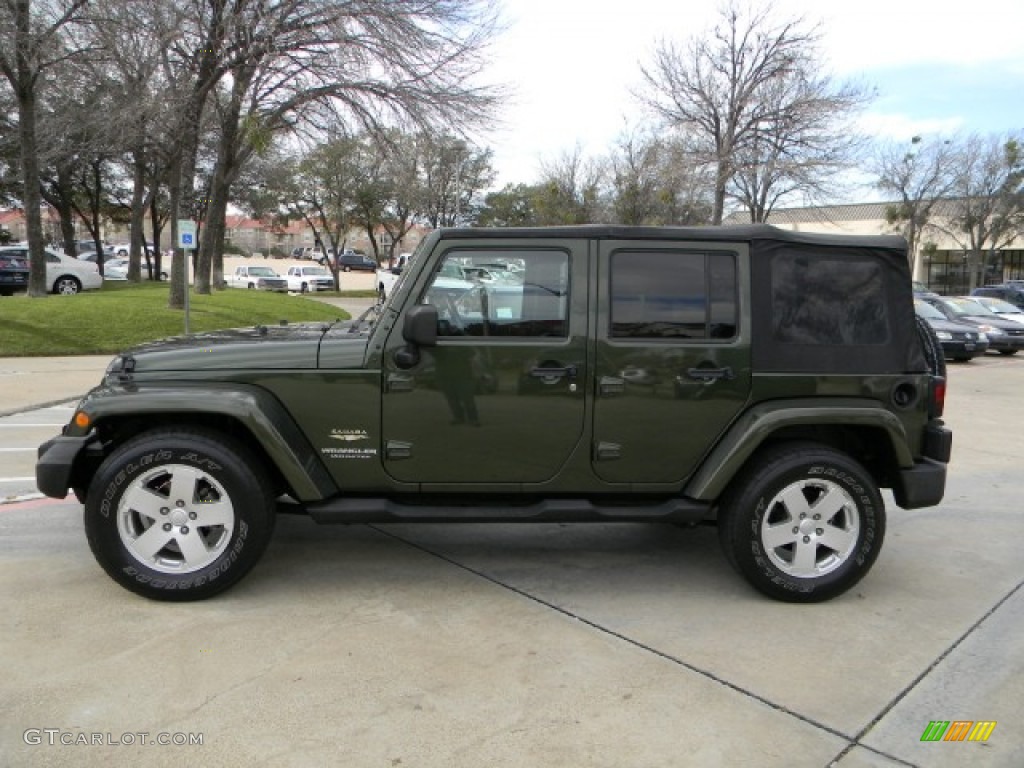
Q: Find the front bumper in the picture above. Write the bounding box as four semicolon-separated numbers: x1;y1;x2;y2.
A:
986;334;1024;353
939;339;988;359
36;434;92;499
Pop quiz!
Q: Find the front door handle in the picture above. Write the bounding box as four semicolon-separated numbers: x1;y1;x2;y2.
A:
529;364;577;382
685;366;735;382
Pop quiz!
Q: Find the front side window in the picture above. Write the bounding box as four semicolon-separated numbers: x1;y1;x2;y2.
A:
423;249;569;338
610;250;737;340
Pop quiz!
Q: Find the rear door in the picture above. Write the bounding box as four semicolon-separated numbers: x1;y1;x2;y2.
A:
592;239;751;484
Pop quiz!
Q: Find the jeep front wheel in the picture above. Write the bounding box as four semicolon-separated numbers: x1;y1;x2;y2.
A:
717;443;885;602
84;429;275;601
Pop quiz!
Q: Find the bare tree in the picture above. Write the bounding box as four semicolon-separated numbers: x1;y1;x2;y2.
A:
729;71;868;222
0;0;90;296
606;127;711;225
533;145;606;225
188;0;503;293
935;133;1024;290
420;135;494;228
84;0;180;283
636;0;869;224
871;135;957;279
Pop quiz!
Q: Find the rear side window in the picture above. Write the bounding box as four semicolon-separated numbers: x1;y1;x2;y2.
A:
610;251;737;340
771;254;888;345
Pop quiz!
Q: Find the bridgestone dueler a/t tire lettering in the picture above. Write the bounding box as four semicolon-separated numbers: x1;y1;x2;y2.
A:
717;442;886;603
84;428;276;601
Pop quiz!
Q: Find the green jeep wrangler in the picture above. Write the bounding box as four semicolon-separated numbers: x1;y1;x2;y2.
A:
36;225;952;603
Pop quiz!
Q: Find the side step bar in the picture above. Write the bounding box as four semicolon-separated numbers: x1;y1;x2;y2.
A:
292;496;711;524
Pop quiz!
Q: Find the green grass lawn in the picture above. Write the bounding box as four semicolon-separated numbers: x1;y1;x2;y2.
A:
0;282;360;356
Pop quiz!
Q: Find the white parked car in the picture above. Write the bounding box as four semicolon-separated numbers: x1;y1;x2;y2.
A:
285;265;334;293
225;265;288;291
103;258;130;281
0;245;103;294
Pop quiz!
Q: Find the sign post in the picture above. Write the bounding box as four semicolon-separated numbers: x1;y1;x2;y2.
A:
177;220;197;335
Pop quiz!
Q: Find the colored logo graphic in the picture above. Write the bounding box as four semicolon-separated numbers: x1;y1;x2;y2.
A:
920;721;997;742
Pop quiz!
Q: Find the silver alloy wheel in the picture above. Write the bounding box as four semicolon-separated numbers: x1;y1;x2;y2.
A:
116;463;235;574
55;277;80;295
759;478;860;579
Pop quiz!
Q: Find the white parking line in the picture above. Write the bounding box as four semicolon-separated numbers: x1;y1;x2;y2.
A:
0;447;35;452
0;477;36;482
0;424;65;428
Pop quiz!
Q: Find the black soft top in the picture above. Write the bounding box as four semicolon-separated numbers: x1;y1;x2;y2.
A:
438;224;923;375
440;224;908;257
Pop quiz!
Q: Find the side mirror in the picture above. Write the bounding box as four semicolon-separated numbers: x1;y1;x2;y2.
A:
402;304;438;347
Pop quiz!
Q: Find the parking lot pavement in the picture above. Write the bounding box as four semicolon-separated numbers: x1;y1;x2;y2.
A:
1;357;1021;767
0;404;76;501
0;356;111;417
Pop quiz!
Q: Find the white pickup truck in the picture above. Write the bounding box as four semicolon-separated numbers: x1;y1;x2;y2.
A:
225;264;288;292
376;252;412;301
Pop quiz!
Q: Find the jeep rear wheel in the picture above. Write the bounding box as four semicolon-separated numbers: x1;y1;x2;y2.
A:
84;429;275;601
717;443;885;602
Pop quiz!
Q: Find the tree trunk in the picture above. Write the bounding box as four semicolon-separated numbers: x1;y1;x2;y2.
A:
13;1;46;297
128;146;147;282
711;159;728;225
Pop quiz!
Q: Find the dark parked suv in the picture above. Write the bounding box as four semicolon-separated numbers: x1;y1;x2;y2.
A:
37;225;952;603
336;251;377;272
0;249;29;295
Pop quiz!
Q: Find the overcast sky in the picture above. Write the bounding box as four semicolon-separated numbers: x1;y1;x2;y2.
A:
480;0;1024;196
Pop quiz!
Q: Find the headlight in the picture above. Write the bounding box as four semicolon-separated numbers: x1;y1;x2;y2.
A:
978;333;988;341
935;331;953;340
978;325;1004;336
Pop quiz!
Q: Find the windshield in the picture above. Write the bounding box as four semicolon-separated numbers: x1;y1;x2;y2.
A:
303;267;329;276
248;267;279;277
977;297;1021;313
943;298;992;316
914;300;945;320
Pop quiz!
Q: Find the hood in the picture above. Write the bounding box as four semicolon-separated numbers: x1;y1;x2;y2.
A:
113;322;334;372
959;314;1024;331
923;317;984;335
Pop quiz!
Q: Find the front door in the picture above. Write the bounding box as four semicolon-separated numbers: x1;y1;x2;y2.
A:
381;240;588;486
592;240;751;484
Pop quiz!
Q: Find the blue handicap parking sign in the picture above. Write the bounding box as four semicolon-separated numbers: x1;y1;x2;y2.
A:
182;233;194;246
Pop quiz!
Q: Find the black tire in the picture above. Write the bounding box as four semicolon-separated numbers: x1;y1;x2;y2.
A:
53;275;82;295
717;442;886;603
998;349;1018;356
300;282;308;293
84;428;276;601
343;265;351;273
914;315;946;378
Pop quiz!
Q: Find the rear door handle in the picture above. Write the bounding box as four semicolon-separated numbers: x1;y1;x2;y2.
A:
387;373;415;392
599;376;625;395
